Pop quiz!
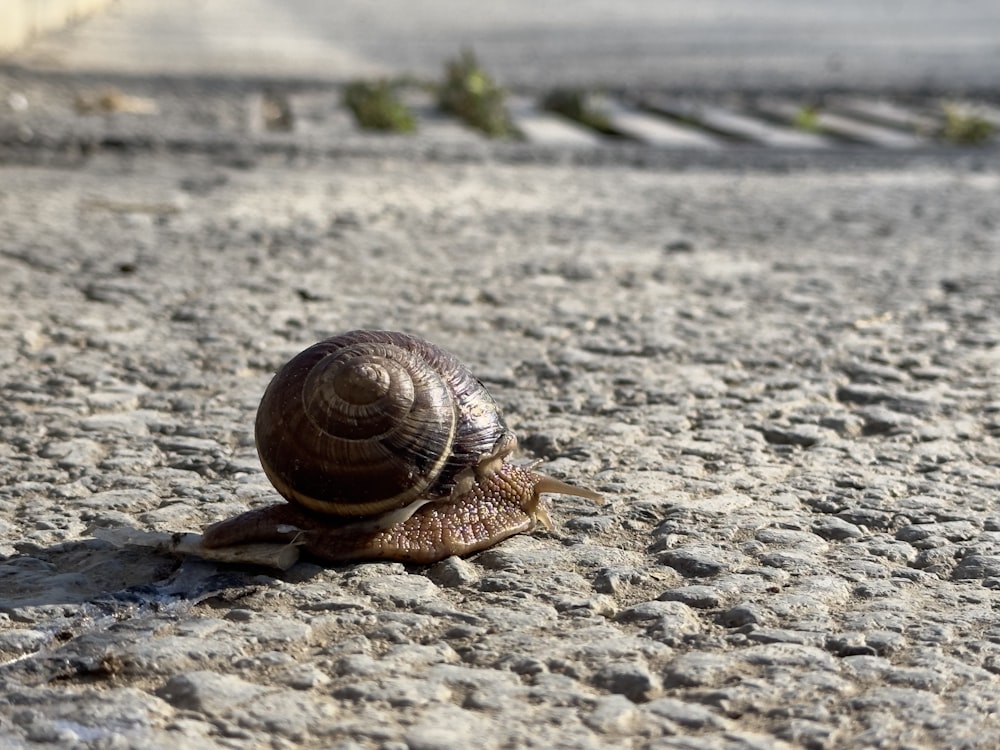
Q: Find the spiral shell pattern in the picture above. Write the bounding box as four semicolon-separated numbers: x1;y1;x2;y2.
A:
254;330;510;516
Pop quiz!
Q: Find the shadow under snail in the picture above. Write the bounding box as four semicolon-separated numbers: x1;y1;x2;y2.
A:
202;330;602;563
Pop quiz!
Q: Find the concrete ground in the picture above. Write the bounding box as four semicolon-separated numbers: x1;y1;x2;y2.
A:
2;4;1000;749
1;144;999;747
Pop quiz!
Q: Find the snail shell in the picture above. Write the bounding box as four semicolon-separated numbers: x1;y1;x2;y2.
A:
203;330;601;563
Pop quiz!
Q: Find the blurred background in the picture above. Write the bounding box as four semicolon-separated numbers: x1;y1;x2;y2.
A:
4;0;1000;92
2;1;999;153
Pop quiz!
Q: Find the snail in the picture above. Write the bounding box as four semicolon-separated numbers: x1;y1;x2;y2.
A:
202;330;602;564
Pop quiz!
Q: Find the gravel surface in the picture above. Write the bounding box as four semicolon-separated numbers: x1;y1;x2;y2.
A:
1;150;1000;748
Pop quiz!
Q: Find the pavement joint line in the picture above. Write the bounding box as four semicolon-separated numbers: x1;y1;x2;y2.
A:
2;71;999;163
822;95;943;134
597;100;724;149
640;95;834;150
753;98;930;149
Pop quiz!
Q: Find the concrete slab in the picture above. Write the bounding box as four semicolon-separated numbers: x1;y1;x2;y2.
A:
1;149;999;748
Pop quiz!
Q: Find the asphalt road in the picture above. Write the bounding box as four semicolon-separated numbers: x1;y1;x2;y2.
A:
2;147;1000;749
2;5;1000;749
8;0;1000;92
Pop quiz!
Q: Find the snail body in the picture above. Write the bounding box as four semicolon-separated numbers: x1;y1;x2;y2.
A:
203;330;601;563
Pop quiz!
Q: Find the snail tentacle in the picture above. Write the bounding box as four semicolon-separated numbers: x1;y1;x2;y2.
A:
202;330;602;564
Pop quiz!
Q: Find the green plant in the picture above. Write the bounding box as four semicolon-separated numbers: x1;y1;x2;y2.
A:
438;49;518;138
541;89;617;135
343;80;416;132
940;103;995;145
792;105;820;132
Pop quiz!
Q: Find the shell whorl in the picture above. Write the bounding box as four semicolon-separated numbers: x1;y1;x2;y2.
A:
254;330;510;517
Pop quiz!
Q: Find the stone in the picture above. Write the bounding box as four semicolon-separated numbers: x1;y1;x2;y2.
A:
591;661;660;702
657;545;741;577
662;652;738;688
426;556;480;587
158;671;270;713
719;603;770;628
658;584;724;609
643;696;730;730
953;555;1000;580
359;574;442;606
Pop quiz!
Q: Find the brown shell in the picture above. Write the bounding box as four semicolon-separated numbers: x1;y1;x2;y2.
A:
254;330;511;517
